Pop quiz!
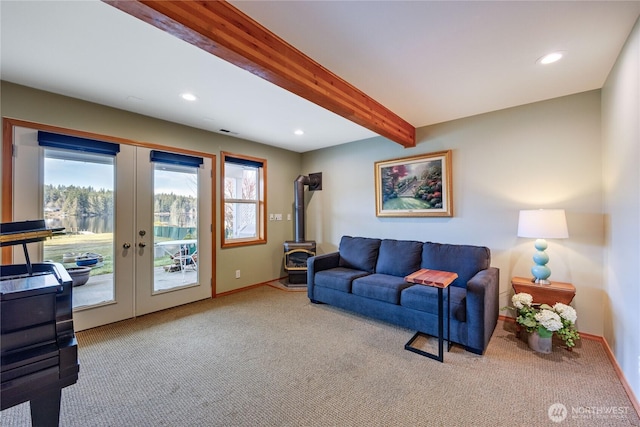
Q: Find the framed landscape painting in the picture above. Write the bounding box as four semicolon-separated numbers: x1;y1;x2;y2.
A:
374;150;453;217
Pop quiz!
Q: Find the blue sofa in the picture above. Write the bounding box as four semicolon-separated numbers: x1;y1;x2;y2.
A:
307;236;499;354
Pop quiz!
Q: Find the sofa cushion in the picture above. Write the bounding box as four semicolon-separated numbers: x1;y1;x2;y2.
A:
375;239;423;277
315;268;370;293
400;285;467;322
421;242;490;288
338;236;381;273
352;274;414;304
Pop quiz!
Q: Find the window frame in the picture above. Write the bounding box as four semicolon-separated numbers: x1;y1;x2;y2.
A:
221;151;267;248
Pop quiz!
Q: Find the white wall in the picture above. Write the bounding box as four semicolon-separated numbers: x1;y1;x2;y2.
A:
302;90;604;335
602;16;640;403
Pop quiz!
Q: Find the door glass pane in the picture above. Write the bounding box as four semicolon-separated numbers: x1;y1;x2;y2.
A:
153;163;198;292
43;149;115;309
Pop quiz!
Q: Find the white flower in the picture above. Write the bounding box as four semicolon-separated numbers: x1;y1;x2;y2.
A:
554;303;577;324
535;309;563;332
512;293;533;309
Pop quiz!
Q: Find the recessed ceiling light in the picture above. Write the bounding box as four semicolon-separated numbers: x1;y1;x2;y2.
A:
537;52;564;65
181;92;197;101
294;129;304;136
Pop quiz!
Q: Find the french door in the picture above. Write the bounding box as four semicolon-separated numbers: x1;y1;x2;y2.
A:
8;125;212;331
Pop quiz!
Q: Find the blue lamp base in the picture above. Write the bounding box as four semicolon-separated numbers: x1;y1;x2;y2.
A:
531;238;551;285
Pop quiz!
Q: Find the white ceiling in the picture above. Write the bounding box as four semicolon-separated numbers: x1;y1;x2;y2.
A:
2;1;639;153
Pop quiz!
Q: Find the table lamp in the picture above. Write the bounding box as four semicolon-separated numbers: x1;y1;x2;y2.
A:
517;209;569;285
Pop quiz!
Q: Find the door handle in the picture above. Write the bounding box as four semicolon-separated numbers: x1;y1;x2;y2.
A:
123;242;132;249
138;242;146;248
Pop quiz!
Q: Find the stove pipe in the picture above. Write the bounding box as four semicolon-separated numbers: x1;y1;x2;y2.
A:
294;173;322;243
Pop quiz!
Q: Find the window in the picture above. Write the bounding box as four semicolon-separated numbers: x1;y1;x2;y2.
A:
39;131;118;308
221;152;266;247
150;150;202;290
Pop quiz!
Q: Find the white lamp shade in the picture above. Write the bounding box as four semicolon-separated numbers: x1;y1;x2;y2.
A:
517;209;569;239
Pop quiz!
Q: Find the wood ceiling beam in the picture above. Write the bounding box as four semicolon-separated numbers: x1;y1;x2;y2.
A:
104;0;416;148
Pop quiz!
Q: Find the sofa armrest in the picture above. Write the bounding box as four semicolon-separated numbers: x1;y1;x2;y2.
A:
307;252;340;301
464;266;500;354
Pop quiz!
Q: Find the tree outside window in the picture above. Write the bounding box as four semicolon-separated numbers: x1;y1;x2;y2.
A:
221;152;266;247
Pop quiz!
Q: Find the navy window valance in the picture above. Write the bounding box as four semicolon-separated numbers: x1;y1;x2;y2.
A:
38;131;120;155
224;155;263;169
150;150;203;168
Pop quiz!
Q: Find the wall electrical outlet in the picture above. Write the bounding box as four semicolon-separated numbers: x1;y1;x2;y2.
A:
269;214;275;221
235;270;241;279
275;213;282;221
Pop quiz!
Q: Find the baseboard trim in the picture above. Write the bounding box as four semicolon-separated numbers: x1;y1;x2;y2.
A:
215;277;298;297
499;314;640;418
596;333;640;417
215;281;266;297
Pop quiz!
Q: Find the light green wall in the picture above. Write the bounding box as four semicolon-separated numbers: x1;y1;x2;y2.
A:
302;90;605;336
602;16;640;404
0;81;302;294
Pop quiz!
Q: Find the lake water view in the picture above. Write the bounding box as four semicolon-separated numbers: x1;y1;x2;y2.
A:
45;214;197;234
46;216;113;234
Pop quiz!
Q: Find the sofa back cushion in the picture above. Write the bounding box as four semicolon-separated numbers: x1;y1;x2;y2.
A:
375;239;423;277
338;236;381;273
421;242;490;288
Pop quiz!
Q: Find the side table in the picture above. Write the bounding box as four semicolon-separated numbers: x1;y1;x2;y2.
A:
404;269;458;362
511;276;576;306
511;276;576;340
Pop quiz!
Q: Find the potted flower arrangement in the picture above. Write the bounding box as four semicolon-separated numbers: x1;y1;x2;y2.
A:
505;293;580;353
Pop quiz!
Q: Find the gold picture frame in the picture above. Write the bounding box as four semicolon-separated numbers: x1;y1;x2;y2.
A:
374;150;453;217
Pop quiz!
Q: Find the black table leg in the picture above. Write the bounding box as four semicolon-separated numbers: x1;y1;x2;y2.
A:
437;287;444;359
447;286;451;352
30;388;61;427
404;286;451;362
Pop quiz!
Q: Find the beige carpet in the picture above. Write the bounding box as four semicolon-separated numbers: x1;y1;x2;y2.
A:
2;285;638;426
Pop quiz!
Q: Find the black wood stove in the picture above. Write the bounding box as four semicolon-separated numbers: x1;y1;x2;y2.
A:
283;173;321;285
